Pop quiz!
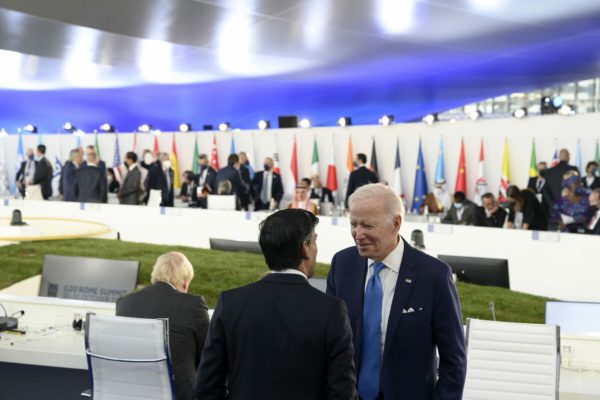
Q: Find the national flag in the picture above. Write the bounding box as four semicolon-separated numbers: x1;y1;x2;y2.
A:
132;132;138;154
434;138;445;183
153;134;160;154
76;134;82;149
499;138;510;202
455;139;467;193
245;140;256;179
369;138;379;175
37;133;43;146
391;138;403;198
273;153;281;174
210;135;219;170
290;136;298;186
346;136;354;173
0;136;9;194
574;139;582;174
112;135;123;183
325;139;338;192
51;141;63;195
529;139;537;178
474;139;488;206
95;133;101;159
229;135;236;155
550;147;558;167
191;134;199;175
595;140;600;177
411;140;428;213
311;138;319;175
171;134;181;189
13;133;25;194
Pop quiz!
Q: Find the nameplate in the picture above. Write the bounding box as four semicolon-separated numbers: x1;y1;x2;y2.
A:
3;199;8;207
82;203;101;212
532;231;560;243
245;211;252;220
432;224;453;234
332;217;338;226
160;207;181;216
80;202;85;210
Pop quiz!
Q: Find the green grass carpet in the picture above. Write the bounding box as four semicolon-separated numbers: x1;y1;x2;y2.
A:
0;238;549;323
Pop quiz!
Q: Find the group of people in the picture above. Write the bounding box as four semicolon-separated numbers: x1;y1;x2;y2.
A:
117;184;467;400
424;149;600;234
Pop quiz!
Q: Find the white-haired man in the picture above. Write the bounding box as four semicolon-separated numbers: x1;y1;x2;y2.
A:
327;184;466;400
116;252;209;400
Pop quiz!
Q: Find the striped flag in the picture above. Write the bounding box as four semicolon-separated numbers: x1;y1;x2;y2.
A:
171;134;181;189
13;133;25;194
499;139;510;202
273;153;281;174
455;139;466;193
550;147;558;167
325;138;337;192
112;135;123;183
210;135;219;170
529;139;537;178
0;136;9;195
132;132;138;154
369;138;379;175
311;137;319;175
153;134;160;154
474;139;488;206
391;138;403;198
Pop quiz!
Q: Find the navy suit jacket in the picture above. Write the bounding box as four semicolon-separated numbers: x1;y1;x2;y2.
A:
327;239;466;400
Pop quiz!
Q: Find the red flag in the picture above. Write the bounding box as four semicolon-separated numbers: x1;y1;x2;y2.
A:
346;137;354;173
211;135;219;170
132;132;138;154
455;139;467;193
290;137;298;185
273;153;281;174
326;142;338;191
152;135;159;153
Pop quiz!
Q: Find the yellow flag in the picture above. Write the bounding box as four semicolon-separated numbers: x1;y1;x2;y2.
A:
170;134;181;189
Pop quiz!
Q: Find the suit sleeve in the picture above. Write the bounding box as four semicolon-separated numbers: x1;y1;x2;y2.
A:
433;265;467;400
345;174;355;208
195;293;228;400
325;300;359;400
326;253;337;297
273;175;284;202
193;296;210;367
100;170;108;203
33;161;51;185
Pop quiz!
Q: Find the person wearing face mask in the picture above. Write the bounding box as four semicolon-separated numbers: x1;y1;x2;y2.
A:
251;157;284;211
31;144;54;200
191;154;217;209
526;161;552;220
158;152;175;207
60;148;83;201
441;191;477;225
582;161;600;190
585;189;600;234
119;152;143;205
15;148;36;198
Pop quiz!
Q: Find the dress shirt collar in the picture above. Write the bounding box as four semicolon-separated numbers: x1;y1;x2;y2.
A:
129;163;137;171
157;280;177;291
368;236;404;274
270;268;307;279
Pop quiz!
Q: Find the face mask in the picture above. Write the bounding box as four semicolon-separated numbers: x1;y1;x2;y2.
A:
144;154;154;164
199;164;207;171
454;202;463;209
162;160;171;169
538;170;546;178
264;164;271;172
34;155;41;162
27;154;34;161
591;168;598;176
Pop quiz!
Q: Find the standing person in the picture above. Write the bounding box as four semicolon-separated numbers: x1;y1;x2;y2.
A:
191;154;217;209
74;153;107;203
61;149;83;202
82;145;107;176
582;161;600;190
32;144;53;200
544;149;579;207
327;184;466;400
15;148;35;198
215;154;248;210
251;157;284;211
160;152;175;207
527;161;552;220
238;152;252;210
549;175;589;233
107;168;120;193
506;185;547;231
345;153;379;208
586;188;600;234
119;152;143;205
117;252;210;400
195;209;358;399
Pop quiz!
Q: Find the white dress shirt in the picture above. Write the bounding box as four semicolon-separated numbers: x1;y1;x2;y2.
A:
270;268;307;279
365;237;404;354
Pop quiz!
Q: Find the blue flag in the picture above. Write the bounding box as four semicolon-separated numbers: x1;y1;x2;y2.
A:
434;138;445;183
230;135;236;155
12;133;25;194
411;140;428;213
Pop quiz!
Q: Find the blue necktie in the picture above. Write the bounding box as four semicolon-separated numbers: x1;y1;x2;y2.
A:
359;261;385;400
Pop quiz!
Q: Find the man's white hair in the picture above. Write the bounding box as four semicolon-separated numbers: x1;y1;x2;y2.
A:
150;252;194;287
349;183;405;218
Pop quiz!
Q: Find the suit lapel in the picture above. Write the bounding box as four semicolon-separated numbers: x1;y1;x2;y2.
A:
383;239;418;354
351;254;368;364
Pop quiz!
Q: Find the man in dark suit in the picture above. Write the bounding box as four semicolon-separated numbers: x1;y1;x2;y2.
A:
15;148;35;198
238;152;252;210
191;154;217;209
345;153;378;208
586;189;600;234
74;153;107;203
145;153;174;207
475;192;507;228
582;161;600;190
117;252;209;400
527;161;552;219
544;149;579;207
119;152;142;205
442;191;478;225
327;184;466;400
195;209;358;399
81;145;107;176
215;154;248;210
32;144;54;199
60;149;83;202
251;157;284;211
310;174;334;203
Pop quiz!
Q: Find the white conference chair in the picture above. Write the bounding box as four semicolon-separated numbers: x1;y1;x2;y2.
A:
83;313;176;400
463;318;560;400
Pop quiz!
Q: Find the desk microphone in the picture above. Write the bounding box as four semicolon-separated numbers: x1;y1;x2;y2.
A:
0;303;19;331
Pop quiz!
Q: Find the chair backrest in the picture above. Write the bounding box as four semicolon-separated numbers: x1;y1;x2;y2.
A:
85;313;175;400
207;194;236;210
463;318;560;400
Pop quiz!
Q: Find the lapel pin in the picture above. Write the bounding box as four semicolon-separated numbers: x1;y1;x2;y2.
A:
405;278;412;284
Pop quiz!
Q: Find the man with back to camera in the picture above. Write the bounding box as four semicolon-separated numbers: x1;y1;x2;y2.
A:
117;252;209;400
73;152;107;203
195;209;358;399
345;153;379;208
327;184;467;400
215;153;248;209
82;144;107;176
31;144;54;200
544;149;579;207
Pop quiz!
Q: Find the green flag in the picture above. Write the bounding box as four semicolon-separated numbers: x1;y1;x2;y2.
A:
192;135;199;174
311;138;319;175
529;139;537;178
95;133;101;159
595;139;600;177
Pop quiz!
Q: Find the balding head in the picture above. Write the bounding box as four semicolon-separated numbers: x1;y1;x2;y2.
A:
349;183;404;219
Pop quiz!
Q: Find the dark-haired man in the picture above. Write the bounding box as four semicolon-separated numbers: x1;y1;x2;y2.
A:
32;144;53;199
345;153;378;208
191;154;217;208
215;153;248;210
119;152;142;205
475;193;507;228
251;157;284;211
196;209;358;399
442;191;477;225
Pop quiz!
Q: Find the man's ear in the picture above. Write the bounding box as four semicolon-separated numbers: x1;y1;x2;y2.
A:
300;240;310;260
393;215;402;233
